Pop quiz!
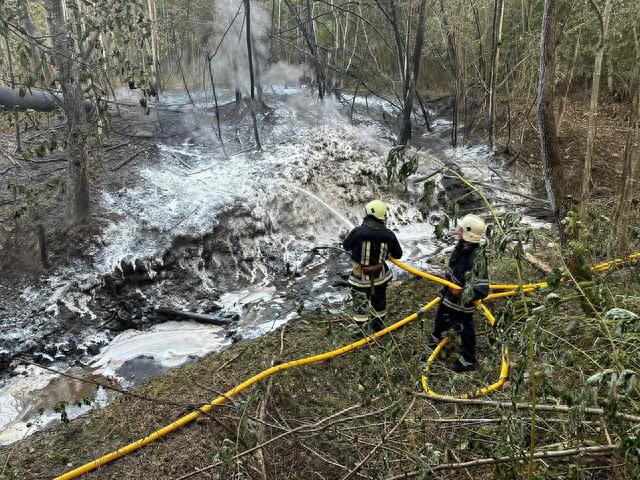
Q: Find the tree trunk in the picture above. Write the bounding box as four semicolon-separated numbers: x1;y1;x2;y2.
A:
250;30;264;104
2;33;21;152
579;0;615;221
147;0;162;100
488;0;505;150
283;0;325;99
398;0;427;146
232;56;243;112
207;55;227;157
537;0;568;240
45;0;90;224
16;0;40;68
607;52;614;92
439;0;461;147
613;27;640;252
244;0;262;150
556;28;581;136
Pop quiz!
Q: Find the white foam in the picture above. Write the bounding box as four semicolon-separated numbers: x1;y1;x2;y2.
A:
91;321;229;374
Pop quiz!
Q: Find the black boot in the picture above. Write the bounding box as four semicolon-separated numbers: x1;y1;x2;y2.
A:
449;355;476;373
426;334;440;353
371;317;386;333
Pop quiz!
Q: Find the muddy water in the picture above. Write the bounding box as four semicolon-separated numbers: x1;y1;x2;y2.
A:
0;86;550;445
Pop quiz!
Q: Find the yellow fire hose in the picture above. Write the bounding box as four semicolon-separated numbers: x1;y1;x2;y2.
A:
55;252;639;479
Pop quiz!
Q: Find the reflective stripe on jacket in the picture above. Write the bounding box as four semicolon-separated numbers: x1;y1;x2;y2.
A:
343;216;403;288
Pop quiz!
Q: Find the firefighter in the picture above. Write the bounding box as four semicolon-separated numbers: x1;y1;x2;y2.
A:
342;200;403;332
427;214;489;372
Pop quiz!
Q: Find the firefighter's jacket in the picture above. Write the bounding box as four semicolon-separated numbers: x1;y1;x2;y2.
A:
342;216;403;288
441;241;490;313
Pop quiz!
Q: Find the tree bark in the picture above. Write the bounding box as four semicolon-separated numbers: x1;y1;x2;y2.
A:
579;0;615;221
2;33;21;152
147;0;162;100
398;0;427;146
439;0;461;147
283;0;325;99
537;0;568;240
613;27;640;252
556;28;581;136
44;0;90;224
488;0;505;150
244;0;262;150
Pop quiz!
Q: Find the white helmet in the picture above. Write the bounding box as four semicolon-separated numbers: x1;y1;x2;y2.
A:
458;214;486;243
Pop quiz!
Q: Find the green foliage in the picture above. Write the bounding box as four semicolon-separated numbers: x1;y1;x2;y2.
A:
53;401;69;424
419;180;435;216
385;146;418;190
434;215;449;240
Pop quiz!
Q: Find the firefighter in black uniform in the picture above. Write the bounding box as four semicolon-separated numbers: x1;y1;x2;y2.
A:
343;200;403;332
427;214;490;372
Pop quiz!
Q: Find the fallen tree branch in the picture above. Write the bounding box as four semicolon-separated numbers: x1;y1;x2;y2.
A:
385;444;617;479
471;180;551;206
155;308;232;326
173;402;366;480
524;252;553;274
414;392;640;422
341;397;417;480
111;150;145;171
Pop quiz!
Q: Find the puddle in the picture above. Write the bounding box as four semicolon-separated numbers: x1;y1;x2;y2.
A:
0;366;109;446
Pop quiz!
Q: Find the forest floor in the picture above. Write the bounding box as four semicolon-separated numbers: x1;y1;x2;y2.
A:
0;106;180;281
1;243;639;479
472;93;633;203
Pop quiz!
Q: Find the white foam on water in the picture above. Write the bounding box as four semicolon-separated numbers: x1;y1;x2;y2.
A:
91;321;229;376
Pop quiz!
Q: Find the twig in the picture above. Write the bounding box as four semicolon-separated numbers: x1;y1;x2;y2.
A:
168;206;200;231
385;444;617;479
414;393;640;422
254;325;286;480
173;403;365;480
111;150;145;171
168;152;192;169
102;142;129;152
341;398;417;480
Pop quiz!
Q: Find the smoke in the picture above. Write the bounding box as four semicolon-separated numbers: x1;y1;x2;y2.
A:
263;61;304;86
209;0;302;92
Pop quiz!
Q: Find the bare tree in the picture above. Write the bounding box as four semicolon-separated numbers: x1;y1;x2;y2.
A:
556;27;581;136
578;0;615;221
147;0;162;100
44;0;90;224
488;0;505;150
283;0;325;99
613;26;640;251
398;0;428;146
245;0;262;150
438;0;463;147
2;32;21;151
537;0;568;238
